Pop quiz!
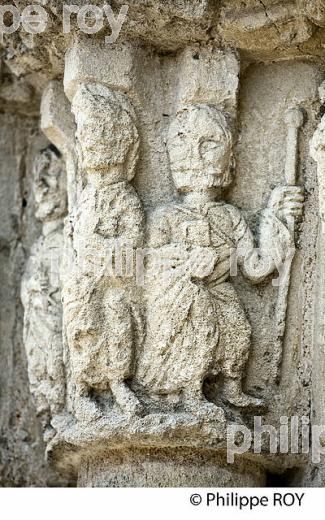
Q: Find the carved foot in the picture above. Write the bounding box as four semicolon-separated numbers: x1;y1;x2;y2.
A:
222;378;264;408
223;393;264;408
110;380;144;417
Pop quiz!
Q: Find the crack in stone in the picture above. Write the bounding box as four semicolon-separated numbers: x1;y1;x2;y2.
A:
258;0;282;36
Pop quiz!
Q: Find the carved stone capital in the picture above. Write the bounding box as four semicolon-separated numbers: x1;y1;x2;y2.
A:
17;27;320;487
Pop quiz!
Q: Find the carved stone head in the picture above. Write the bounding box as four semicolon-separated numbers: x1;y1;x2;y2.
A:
33;146;67;222
72;84;139;182
167;105;234;192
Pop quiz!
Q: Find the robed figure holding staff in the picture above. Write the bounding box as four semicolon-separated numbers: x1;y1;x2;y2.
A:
137;105;304;414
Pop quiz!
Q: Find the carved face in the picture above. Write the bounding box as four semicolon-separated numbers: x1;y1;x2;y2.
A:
72;84;139;182
167;105;234;192
33;148;67;222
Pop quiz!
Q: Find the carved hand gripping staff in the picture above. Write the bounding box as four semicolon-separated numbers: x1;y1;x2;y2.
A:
273;108;304;384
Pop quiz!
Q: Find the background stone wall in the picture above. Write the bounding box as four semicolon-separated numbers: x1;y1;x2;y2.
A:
0;90;72;485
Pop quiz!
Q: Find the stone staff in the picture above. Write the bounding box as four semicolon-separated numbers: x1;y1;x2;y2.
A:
273;107;304;383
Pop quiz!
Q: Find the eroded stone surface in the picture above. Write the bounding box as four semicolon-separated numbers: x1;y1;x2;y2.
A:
21;147;67;441
2;0;325;487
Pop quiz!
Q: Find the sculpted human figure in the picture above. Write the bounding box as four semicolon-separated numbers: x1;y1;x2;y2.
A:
137;105;304;415
21;147;67;438
63;84;144;420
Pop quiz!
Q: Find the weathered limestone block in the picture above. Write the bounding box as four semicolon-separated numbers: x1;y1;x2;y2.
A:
21;147;67;441
175;46;239;116
219;1;314;52
3;0;325;85
77;449;266;487
41;81;76;160
64;38;147;103
40;81;77;206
